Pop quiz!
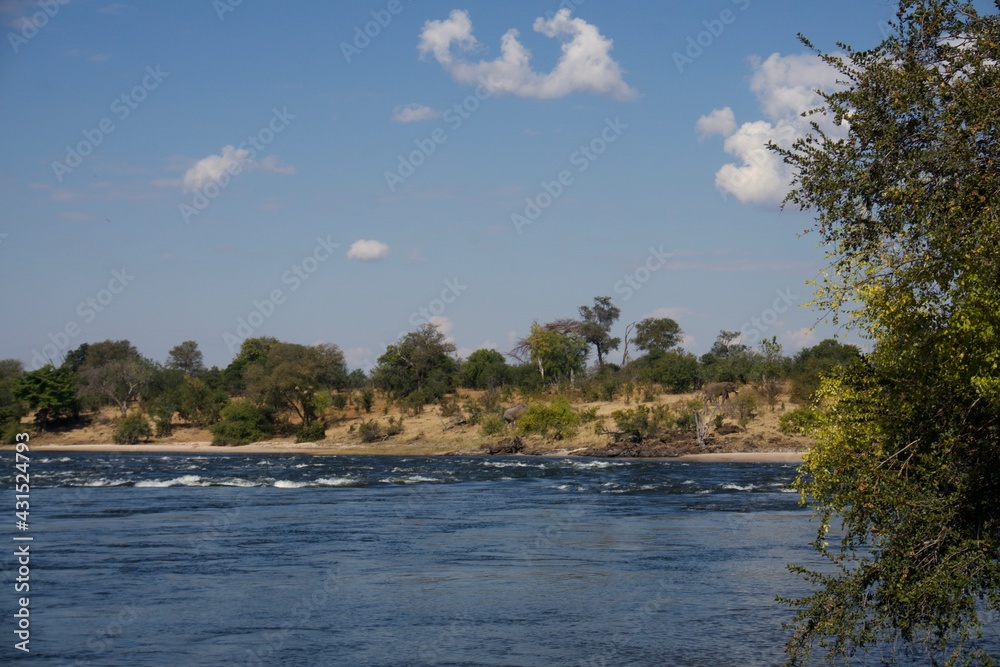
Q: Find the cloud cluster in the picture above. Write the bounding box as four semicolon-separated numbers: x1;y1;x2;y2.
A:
347;239;390;261
698;52;844;205
182;145;294;192
392;103;440;123
418;9;637;100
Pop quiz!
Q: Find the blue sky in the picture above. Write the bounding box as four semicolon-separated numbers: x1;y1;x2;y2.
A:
1;0;915;371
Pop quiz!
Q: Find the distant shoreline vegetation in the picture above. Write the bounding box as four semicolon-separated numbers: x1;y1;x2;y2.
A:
0;300;860;449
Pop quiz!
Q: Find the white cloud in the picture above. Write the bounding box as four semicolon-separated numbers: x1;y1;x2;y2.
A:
780;326;818;351
346;239;390;261
182;146;295;192
392;103;440;122
344;347;373;369
695;107;735;139
699;52;845;206
418;9;637;100
428;315;455;344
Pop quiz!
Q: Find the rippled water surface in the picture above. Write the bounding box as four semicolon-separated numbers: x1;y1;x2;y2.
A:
7;453;983;666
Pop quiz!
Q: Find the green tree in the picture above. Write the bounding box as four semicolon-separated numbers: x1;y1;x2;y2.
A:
517;322;589;383
773;2;1000;663
372;324;458;403
80;357;155;418
0;359;26;427
699;330;754;384
789;339;862;404
459;348;510;389
166;340;205;375
632;317;683;355
244;342;347;426
14;365;79;429
578;296;621;370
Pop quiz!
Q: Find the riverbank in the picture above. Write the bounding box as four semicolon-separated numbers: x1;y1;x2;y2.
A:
8;388;813;460
17;441;807;463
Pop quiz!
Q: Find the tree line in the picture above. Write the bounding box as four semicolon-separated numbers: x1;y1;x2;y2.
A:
0;297;860;445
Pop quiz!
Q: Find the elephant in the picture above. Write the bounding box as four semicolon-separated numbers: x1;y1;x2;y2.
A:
503;403;528;424
703;382;739;404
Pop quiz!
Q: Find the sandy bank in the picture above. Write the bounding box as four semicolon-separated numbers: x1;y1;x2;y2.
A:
16;442;807;462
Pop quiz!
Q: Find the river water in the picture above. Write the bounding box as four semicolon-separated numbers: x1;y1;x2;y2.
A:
6;453;991;666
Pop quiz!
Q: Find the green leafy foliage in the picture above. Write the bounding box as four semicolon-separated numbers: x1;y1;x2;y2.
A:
373;324;458;403
578;296;621;369
14;365;78;429
210;401;274;446
112;413;152;445
295;420;327;443
517;397;580;440
610;403;673;442
479;414;506;437
459;349;510;389
773;3;1000;663
778;406;823;435
789;339;862;404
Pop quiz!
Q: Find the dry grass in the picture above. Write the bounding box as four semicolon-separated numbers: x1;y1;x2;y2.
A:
17;383;813;456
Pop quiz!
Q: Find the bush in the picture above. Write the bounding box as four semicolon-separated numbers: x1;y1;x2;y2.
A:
2;421;25;445
517;397;580;440
439;396;462;418
479;414;506;437
358;417;404;443
296;420;327;443
355;389;374;414
210;401;274;446
779;406;823;435
331;392;348;411
113;413;152;445
610;404;673;442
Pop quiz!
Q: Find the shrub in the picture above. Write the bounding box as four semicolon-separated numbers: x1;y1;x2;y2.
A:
439;396;462;418
479;414;506;437
355;389;374;414
331;392;349;411
2;421;25;445
358;417;404;443
517;397;580;440
779;406;823;435
113;413;152;445
210;401;274;446
295;420;327;443
610;404;673;442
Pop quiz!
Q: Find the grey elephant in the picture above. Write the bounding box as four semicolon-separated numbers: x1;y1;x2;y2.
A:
703;382;738;404
503;403;528;424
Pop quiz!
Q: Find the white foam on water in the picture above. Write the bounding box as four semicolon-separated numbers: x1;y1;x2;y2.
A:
722;483;757;491
39;457;73;464
571;460;624;470
83;478;130;487
135;475;204;488
379;475;438;485
218;478;257;487
682;480;696;485
273;480;309;488
316;477;359;487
